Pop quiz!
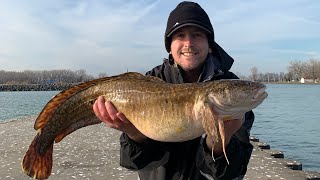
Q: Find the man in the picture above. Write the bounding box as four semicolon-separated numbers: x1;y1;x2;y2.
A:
93;1;254;179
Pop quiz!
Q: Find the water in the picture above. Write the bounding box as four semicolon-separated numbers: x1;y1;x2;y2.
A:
252;84;320;172
0;91;59;121
0;85;319;172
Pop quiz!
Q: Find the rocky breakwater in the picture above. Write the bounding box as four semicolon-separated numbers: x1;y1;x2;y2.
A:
0;84;77;91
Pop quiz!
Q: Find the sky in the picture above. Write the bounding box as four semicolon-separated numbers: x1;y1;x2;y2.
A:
1;0;320;77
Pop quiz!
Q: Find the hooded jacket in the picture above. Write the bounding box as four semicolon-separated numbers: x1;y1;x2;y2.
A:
119;48;254;180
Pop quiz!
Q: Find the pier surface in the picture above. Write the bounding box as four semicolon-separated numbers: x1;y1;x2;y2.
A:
245;137;320;180
0;117;319;179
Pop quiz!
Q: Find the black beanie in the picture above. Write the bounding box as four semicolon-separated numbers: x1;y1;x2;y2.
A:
165;1;214;53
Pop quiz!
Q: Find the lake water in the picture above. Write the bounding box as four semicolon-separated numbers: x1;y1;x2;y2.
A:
0;91;58;121
251;84;320;172
0;84;319;172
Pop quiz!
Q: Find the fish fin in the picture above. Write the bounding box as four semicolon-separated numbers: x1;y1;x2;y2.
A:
218;119;229;164
122;72;165;83
22;133;53;179
34;72;149;130
34;76;113;130
211;147;216;162
145;75;166;83
119;72;145;78
201;102;220;160
55;117;102;143
201;102;229;164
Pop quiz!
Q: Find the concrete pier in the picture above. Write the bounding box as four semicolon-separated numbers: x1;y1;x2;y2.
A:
0;118;319;179
244;136;320;180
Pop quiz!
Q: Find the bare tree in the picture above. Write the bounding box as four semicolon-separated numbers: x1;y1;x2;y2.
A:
250;67;258;81
287;60;306;80
0;69;94;84
98;73;108;78
307;59;320;81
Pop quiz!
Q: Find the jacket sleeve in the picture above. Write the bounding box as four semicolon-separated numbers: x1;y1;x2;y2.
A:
119;133;170;170
234;110;255;175
196;134;253;179
196;111;254;179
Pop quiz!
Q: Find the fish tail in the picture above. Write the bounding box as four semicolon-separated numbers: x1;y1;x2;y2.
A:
22;133;53;179
218;120;229;165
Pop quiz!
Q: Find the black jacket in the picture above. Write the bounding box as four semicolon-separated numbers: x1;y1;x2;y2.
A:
119;51;254;180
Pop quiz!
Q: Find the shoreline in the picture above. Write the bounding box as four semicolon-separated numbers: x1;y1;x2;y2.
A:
1;81;319;92
0;118;319;179
0;83;77;91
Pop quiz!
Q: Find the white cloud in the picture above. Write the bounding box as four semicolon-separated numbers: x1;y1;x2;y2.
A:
0;0;319;76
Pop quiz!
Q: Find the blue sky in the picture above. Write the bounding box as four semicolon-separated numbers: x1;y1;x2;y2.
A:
1;0;319;77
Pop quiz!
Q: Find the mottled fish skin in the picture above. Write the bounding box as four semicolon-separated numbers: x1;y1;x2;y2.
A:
22;72;267;179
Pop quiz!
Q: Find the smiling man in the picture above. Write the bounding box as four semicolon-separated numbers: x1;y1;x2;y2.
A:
93;1;255;179
169;26;211;82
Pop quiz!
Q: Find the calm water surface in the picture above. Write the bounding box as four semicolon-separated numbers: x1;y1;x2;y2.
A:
0;91;58;121
252;84;320;172
0;84;319;172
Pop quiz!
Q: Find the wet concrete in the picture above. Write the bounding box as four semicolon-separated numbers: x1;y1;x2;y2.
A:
244;136;320;180
1;118;319;180
0;117;137;180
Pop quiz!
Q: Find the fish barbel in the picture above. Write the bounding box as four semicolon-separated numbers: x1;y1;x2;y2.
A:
22;72;267;179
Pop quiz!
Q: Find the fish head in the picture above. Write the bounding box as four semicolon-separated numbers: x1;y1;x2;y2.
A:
208;80;268;118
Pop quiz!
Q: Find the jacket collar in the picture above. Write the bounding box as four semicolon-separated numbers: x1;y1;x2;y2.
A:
211;41;234;71
199;54;224;82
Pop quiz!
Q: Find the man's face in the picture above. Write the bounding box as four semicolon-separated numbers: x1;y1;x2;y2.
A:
170;26;210;71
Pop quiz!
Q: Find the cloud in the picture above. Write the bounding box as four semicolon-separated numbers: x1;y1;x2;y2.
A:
0;0;164;75
0;0;319;76
209;0;320;45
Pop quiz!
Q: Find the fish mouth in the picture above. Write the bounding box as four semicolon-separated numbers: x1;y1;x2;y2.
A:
253;87;268;100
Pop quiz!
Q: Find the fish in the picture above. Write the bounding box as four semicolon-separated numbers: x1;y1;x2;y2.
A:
21;72;268;179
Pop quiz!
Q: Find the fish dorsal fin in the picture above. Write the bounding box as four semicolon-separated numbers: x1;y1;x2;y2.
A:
34;76;112;130
118;72;145;78
34;72;160;130
145;75;166;83
120;72;165;83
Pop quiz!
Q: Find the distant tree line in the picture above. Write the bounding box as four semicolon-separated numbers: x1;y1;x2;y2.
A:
242;59;320;83
2;59;319;85
0;69;94;84
286;59;320;81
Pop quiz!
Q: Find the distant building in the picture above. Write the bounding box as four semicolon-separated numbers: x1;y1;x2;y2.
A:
300;77;314;83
